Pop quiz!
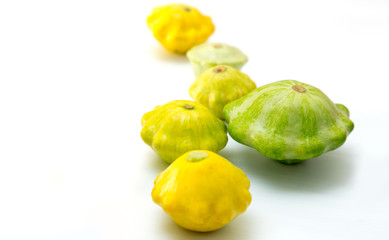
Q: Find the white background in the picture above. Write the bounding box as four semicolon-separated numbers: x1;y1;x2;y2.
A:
1;0;389;239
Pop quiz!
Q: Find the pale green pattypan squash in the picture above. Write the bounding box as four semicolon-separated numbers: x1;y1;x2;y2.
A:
187;43;248;76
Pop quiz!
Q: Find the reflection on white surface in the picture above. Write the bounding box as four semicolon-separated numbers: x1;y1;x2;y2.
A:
221;144;355;193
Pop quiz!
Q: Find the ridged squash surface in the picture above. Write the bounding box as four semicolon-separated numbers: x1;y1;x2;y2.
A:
147;4;214;54
189;65;256;119
141;100;227;163
152;150;251;232
223;80;354;164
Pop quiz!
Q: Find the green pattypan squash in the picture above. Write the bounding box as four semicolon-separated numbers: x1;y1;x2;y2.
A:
189;65;256;119
223;80;354;164
187;43;248;76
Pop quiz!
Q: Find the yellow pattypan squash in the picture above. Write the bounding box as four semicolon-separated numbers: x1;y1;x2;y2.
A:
152;150;251;232
147;4;215;54
141;100;227;164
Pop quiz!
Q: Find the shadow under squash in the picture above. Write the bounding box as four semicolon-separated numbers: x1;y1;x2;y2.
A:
152;45;189;63
143;150;169;175
220;145;355;193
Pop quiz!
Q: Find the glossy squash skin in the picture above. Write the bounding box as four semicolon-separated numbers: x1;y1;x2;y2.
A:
141;100;227;163
147;4;214;54
224;80;354;164
152;150;251;232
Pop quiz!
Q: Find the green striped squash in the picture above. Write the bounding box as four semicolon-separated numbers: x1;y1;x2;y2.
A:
223;80;354;164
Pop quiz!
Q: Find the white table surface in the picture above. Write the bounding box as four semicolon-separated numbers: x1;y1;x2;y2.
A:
1;0;389;239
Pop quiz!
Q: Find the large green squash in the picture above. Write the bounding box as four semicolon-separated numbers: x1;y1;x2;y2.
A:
223;80;354;164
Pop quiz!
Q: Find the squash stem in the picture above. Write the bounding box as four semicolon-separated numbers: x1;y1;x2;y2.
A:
184;104;194;110
187;151;208;162
292;85;306;93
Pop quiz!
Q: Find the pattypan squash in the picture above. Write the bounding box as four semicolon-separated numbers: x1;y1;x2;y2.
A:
223;80;354;164
152;150;251;232
147;4;214;54
189;65;256;119
187;42;248;76
141;100;227;164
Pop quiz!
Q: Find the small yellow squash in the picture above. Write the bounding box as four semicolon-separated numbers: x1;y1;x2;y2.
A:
152;150;252;232
147;4;215;54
